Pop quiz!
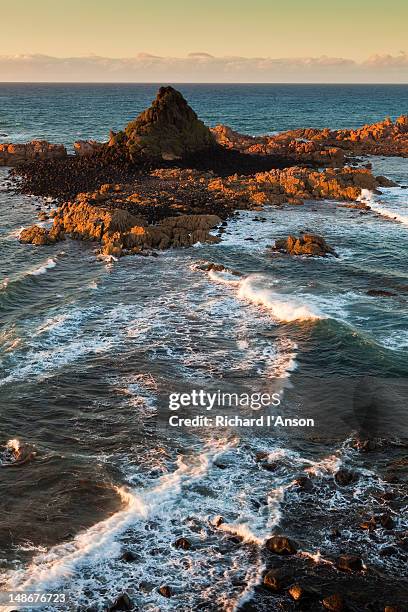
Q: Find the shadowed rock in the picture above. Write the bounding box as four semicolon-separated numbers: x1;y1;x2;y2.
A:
110;86;216;161
264;535;298;555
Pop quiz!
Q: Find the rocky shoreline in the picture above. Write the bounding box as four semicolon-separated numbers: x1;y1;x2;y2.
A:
2;87;407;612
7;86;402;258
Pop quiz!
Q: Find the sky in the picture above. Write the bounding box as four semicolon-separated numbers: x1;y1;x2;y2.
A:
0;0;407;82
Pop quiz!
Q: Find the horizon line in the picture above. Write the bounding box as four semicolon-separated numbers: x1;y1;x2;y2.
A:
0;81;408;86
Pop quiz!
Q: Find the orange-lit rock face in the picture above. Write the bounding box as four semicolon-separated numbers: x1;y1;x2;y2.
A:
19;164;380;256
211;125;345;167
212;115;408;160
279;115;408;157
0;141;67;166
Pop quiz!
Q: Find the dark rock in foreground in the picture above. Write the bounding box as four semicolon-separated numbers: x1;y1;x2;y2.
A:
158;585;172;598
264;535;298;555
107;593;133;611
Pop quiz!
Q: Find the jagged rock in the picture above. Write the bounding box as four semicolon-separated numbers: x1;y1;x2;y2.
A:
110;86;216;160
19;226;54;245
264;536;298;555
274;234;337;257
0;141;66;166
211;124;345;167
74;140;104;156
280;115;408;158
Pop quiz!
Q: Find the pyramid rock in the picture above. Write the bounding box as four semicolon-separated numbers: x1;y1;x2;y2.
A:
110;86;216;160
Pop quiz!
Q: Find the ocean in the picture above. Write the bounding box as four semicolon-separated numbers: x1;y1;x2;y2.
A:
0;84;407;611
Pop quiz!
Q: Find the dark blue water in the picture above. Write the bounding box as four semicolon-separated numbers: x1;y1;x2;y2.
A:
0;83;408;146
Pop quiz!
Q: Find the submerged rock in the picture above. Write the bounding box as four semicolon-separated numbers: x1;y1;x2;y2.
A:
367;289;397;297
274;233;337;257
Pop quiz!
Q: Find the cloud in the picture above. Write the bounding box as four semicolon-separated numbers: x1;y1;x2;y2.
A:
363;51;408;68
0;52;407;82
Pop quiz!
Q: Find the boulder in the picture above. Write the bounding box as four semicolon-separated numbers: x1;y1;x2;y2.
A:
107;593;133;611
376;175;398;187
274;234;337;257
378;512;395;529
158;585;172;598
322;593;344;611
19;225;55;246
173;537;191;550
336;554;363;572
288;584;306;601
111;86;216;160
334;469;358;486
264;535;298;555
120;550;138;562
263;568;292;592
294;476;314;492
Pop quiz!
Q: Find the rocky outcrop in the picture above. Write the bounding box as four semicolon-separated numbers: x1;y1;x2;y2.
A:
110;86;216;160
280;115;408;158
19;224;64;246
205;166;379;207
21;194;222;256
212;124;345;167
73;140;104;156
274;234;337;257
17;164;382;255
0;141;67;166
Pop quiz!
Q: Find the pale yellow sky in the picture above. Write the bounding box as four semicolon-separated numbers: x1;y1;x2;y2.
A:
0;0;407;81
1;0;407;60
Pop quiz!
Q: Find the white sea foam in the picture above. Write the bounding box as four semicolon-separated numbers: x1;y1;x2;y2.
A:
359;188;408;226
208;269;241;286
28;258;57;276
2;439;235;595
237;276;324;323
